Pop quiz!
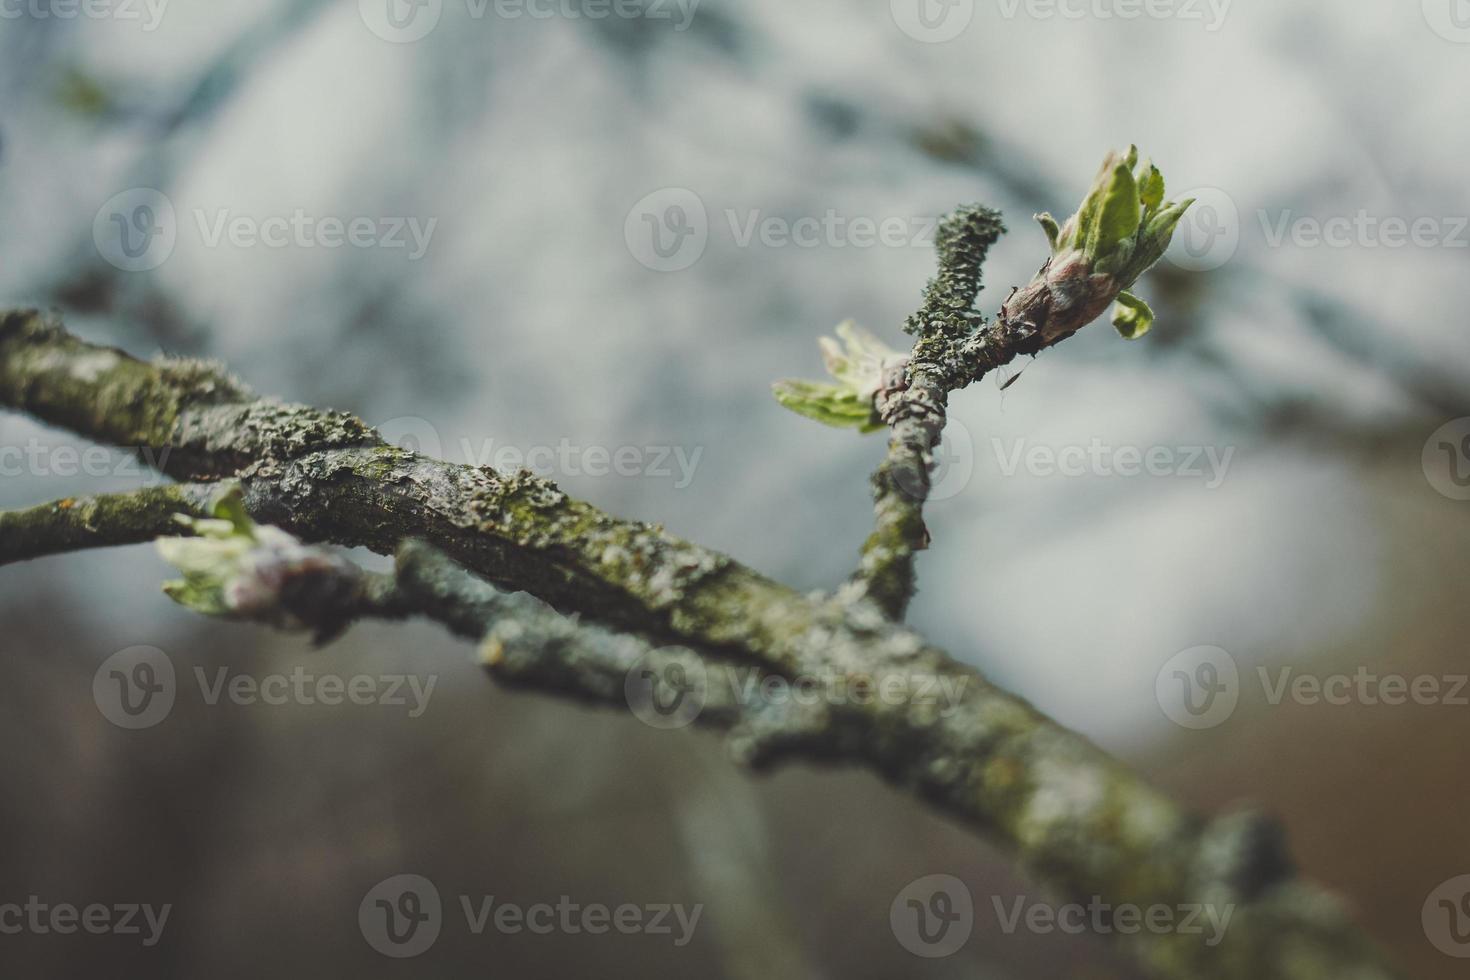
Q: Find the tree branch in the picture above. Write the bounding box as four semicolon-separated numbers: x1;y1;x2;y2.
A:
197;536;814;765
0;484;215;565
0;306;1402;979
854;205;1009;619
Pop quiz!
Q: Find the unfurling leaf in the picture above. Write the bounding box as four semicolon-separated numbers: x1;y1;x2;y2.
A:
1087;161;1141;269
1035;212;1061;253
1111;291;1155;340
772;320;903;434
772;379;884;432
1138;161;1165;213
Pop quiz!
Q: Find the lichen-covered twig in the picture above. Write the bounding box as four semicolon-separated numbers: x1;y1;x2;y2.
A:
0;301;1402;978
153;527;819;764
854;205;1006;619
849;149;1194;620
328;541;821;766
0;484;215;566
